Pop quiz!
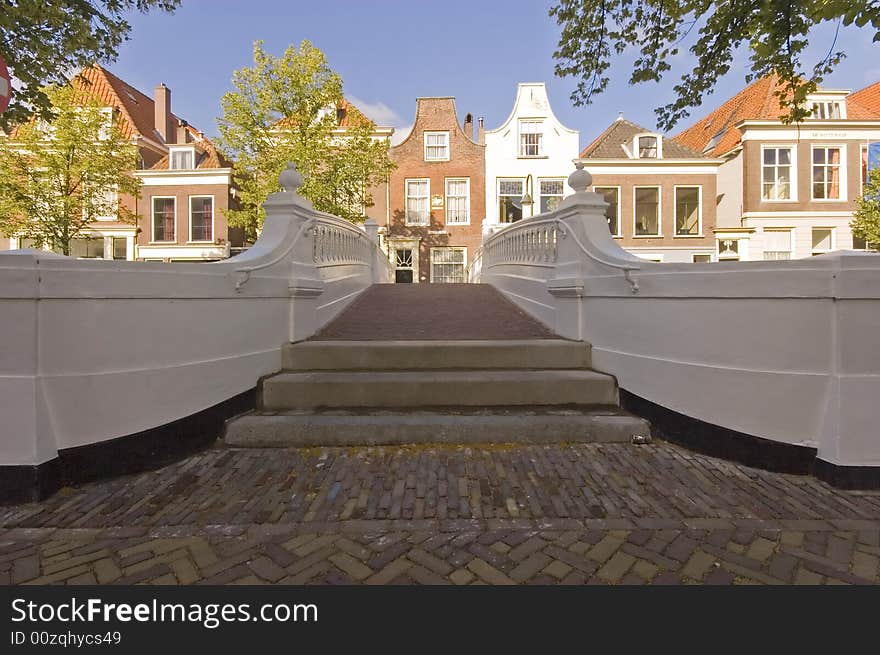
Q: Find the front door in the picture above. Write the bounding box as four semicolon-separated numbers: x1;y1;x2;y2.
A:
394;248;414;283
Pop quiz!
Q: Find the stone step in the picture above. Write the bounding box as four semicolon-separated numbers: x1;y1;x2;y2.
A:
283;339;591;371
223;408;650;447
261;369;618;410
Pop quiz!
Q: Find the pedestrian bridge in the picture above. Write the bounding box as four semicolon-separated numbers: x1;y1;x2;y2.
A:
2;164;879;502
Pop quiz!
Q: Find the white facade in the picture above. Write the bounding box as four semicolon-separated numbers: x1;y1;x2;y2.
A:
484;83;580;232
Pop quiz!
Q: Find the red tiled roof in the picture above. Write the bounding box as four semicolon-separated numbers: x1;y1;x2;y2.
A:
672;74;790;157
149;124;231;170
848;81;880;117
579;117;706;159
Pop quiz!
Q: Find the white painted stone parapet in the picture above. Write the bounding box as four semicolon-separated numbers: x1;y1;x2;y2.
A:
476;165;880;470
0;163;392;468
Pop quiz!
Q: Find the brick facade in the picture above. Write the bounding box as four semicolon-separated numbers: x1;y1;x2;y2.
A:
387;98;485;282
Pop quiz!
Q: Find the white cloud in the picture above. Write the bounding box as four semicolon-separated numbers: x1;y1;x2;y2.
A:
347;95;403;128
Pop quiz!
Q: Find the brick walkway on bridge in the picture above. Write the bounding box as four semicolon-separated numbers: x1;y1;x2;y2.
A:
312;284;557;340
2;442;879;585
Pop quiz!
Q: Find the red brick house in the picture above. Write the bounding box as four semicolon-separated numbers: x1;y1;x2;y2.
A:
1;66;242;261
386;97;485;283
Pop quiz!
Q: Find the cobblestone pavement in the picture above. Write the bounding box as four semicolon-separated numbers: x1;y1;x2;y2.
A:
2;443;879;585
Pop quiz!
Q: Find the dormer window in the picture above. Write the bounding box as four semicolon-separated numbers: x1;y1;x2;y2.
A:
637;135;659;158
169;146;195;170
811;101;843;120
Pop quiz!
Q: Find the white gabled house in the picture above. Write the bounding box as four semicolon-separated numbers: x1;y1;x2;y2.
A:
483;83;579;234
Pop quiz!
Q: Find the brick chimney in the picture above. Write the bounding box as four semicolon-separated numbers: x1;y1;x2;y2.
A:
176;119;189;145
154;83;173;144
463;113;474;140
477;117;485;145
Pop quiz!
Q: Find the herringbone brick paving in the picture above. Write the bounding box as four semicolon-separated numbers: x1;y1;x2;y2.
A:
2;443;878;585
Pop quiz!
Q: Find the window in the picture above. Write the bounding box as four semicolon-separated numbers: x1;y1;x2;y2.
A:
430;247;466;283
498;178;524;223
693;254;712;263
394;248;414;283
519;120;543;157
169;147;195;170
424;132;449;161
405;179;430;225
763;229;792;260
762;147;793;200
69;237;104;259
812;147;843;200
152;197;176;242
852;235;875;250
634;187;660;236
594;187;620;235
862;146;869;191
811;102;842;120
638;136;658;158
812;228;834;255
675;187;701;236
112;237;127;260
539;179;564;213
445;178;469;224
189;196;213;242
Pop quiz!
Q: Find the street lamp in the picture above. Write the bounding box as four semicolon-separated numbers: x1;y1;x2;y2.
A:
520;174;534;220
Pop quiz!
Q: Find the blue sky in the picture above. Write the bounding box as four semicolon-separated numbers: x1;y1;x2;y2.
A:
110;0;880;149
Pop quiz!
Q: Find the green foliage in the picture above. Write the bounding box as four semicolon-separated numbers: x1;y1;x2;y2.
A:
851;167;880;251
0;84;141;255
0;1;180;131
550;0;880;131
217;40;396;240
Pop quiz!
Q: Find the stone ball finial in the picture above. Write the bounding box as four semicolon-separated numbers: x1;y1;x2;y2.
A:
568;162;592;193
279;163;303;193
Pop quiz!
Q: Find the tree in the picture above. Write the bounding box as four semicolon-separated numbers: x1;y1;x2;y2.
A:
217;40;396;240
0;0;180;131
550;1;880;131
0;84;141;255
851;167;880;251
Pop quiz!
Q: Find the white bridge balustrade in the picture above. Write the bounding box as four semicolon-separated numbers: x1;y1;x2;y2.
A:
473;164;880;480
0;164;391;482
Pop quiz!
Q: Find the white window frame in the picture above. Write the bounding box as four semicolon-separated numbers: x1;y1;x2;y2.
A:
763;228;794;260
811;227;836;255
429;247;467;283
151;196;176;243
497;177;525;223
405;178;430;226
444;177;470;225
633;186;662;237
673;185;702;237
538;178;565;214
760;145;797;202
810;100;845;120
424;131;449;162
633;133;662;159
811;144;847;202
692;254;713;263
593;185;621;236
169;146;196;170
518;119;544;157
188;195;215;243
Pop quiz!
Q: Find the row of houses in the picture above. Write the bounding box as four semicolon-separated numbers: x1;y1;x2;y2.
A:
3;67;880;282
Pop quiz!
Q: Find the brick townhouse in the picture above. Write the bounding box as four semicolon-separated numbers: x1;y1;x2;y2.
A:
2;65;242;261
386;97;485;283
673;73;880;260
578;116;720;263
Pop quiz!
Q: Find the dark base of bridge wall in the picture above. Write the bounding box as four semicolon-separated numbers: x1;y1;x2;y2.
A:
0;388;256;505
620;389;880;489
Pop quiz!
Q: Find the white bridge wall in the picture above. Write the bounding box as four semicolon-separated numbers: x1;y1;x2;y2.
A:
0;168;392;466
475;167;880;468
